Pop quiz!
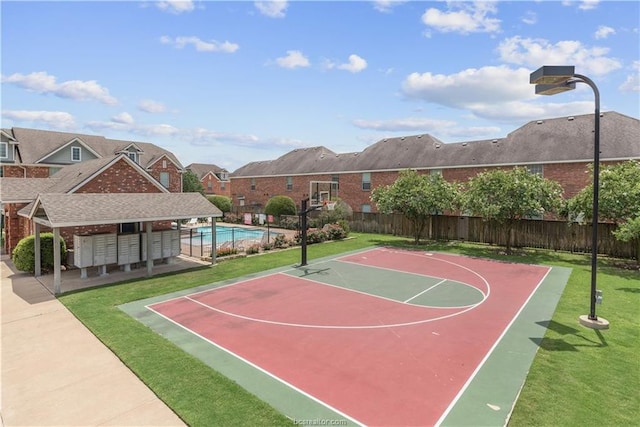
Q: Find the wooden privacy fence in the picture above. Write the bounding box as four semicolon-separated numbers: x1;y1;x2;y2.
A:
348;213;636;259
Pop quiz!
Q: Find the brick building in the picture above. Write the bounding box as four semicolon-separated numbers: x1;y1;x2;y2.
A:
0;127;185;255
230;112;640;212
185;163;231;197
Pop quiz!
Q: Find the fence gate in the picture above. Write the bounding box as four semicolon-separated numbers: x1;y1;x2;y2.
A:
458;216;469;240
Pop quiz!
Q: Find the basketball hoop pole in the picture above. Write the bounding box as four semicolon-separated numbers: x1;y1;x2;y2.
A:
299;197;321;266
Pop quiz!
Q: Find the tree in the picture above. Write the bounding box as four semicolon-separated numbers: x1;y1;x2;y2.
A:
371;169;459;244
208;195;232;213
568;160;640;261
265;195;297;217
182;170;204;193
461;167;563;254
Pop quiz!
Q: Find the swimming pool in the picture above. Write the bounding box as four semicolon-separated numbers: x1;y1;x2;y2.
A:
182;225;278;247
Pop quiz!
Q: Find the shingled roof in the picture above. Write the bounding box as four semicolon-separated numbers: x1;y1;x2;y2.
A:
186;163;229;179
232;112;640;177
19;193;222;228
5;127;183;170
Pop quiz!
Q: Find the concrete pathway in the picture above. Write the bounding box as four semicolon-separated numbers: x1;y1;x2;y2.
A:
1;255;186;426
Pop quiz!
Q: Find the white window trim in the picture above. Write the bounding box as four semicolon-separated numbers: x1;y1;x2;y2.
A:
160;172;170;188
0;142;8;158
71;146;82;162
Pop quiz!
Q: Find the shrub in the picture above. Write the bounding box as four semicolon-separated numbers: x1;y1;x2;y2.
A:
273;234;290;249
265;196;297;217
12;233;67;274
246;245;260;255
262;242;273;251
222;213;240;224
216;247;238;257
323;223;348;240
278;216;299;230
208;195;232;213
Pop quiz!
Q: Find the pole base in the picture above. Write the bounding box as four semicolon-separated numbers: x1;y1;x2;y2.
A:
579;314;610;330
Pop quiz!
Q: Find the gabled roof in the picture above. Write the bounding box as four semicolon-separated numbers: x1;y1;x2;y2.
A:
5;127;184;170
0;178;53;203
19;193;222;228
231;111;640;177
44;154;169;194
186;163;229;180
0;155;169;205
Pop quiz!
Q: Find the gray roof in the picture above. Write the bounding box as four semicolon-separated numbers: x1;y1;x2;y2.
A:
0;155;168;203
186;163;229;179
5;127;184;170
0;178;53;203
232;111;640;177
19;193;222;228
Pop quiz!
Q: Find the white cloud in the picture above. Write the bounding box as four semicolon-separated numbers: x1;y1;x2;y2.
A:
1;71;117;105
595;25;615;39
276;50;310;69
1;110;76;129
372;1;407;13
619;60;640;92
352;117;456;132
156;1;194;14
522;11;537;25
402;66;533;109
112;112;134;124
497;36;622;76
338;54;368;73
138;99;167;113
578;0;599;11
255;1;288;18
160;36;239;53
421;2;501;34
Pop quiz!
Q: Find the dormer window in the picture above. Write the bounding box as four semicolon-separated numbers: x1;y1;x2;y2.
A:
128;152;138;163
71;146;81;162
221;171;228;180
0;142;7;158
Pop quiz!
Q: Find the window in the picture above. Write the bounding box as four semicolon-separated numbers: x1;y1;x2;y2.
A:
250;178;256;191
527;164;543;176
221;171;228;180
207;181;212;190
220;181;226;190
0;142;7;158
128;152;138;163
332;174;340;190
361;204;372;213
162;159;167;169
71;146;81;162
159;172;170;188
362;172;371;191
286;176;293;191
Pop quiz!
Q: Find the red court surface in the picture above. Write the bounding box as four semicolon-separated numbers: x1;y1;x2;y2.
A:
148;248;551;426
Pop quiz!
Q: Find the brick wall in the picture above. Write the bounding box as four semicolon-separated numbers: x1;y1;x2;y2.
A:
230;161;620;214
147;156;182;193
201;173;231;197
2;165;50;178
77;158;166;193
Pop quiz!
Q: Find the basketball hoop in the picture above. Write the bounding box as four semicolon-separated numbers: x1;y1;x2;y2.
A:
326;202;336;211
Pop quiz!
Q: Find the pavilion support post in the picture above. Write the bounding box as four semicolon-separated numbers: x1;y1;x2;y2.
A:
146;221;153;277
34;223;41;277
53;227;61;295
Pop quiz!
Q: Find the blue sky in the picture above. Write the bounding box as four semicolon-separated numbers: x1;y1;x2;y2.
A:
2;1;639;171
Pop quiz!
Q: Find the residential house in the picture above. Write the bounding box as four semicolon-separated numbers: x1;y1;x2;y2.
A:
186;163;231;197
0;127;185;255
230;112;640;213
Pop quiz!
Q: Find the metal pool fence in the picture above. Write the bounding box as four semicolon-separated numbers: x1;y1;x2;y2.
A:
180;226;280;258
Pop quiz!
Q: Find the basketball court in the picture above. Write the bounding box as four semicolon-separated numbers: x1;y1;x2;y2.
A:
121;247;571;426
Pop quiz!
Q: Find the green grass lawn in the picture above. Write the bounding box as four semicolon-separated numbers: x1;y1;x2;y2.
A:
59;233;640;426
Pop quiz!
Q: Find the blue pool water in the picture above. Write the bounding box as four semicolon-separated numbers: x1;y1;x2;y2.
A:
183;225;276;246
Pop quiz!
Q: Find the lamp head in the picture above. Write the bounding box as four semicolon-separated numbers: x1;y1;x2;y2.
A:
535;82;577;96
530;65;576;85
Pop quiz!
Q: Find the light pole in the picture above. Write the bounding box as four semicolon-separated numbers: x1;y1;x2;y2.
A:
529;65;609;330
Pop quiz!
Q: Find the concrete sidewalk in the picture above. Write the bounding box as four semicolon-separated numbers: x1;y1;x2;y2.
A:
1;255;186;426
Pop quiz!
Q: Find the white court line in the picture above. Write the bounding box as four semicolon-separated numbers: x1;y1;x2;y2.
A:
145;305;365;427
404;278;448;303
433;266;553;427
